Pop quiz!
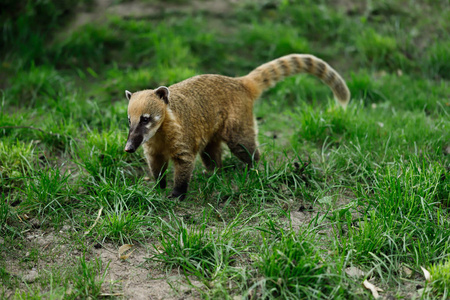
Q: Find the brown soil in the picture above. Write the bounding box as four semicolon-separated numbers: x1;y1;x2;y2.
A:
2;226;201;299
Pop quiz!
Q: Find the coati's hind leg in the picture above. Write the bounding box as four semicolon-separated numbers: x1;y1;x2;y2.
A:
225;124;260;166
147;154;169;189
200;138;223;172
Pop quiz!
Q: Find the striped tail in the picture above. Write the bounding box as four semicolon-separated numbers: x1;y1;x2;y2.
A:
245;54;351;108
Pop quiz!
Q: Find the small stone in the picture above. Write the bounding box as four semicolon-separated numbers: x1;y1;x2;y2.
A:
60;225;71;232
23;269;39;283
402;266;413;278
30;218;40;229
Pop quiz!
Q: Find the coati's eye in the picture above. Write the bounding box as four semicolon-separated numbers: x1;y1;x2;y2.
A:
128;117;130;125
140;115;151;124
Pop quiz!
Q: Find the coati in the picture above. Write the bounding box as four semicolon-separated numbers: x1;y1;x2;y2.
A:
124;54;350;199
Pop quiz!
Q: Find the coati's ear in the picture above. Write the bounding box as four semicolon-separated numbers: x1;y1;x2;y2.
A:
125;90;132;101
155;86;169;104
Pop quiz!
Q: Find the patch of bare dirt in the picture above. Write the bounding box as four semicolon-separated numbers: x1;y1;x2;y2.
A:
2;226;202;299
108;0;235;18
95;243;202;300
330;0;368;15
59;0;238;39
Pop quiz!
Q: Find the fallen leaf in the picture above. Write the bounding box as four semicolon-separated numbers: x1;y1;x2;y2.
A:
363;279;383;299
119;244;135;260
420;266;431;282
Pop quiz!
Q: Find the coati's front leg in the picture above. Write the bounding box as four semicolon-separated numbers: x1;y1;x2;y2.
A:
171;154;195;200
147;154;169;189
200;138;223;172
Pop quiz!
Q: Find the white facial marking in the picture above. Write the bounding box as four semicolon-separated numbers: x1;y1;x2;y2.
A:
142;127;158;143
140;114;163;143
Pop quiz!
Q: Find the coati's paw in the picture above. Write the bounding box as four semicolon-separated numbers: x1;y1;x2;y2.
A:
169;190;186;201
170;182;188;200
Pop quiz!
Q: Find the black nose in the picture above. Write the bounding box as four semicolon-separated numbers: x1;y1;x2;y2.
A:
124;144;136;153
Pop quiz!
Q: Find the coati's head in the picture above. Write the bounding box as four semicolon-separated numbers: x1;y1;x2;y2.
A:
124;86;169;153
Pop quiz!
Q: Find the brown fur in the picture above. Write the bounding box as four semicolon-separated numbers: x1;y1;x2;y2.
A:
125;54;350;199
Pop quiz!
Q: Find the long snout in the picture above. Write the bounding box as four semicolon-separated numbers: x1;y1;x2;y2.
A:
124;133;143;153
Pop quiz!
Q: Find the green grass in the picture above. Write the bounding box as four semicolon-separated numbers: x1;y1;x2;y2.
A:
150;209;242;279
430;258;450;298
1;0;449;298
256;230;342;298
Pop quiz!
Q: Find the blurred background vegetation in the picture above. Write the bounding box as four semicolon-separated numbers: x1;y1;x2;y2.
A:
1;0;449;89
1;0;448;165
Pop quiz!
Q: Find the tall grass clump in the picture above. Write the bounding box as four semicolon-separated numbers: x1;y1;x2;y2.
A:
0;140;36;189
6;64;67;107
429;259;450;299
354;28;407;71
72;255;109;299
149;209;249;280
97;209;151;244
22;168;72;217
0;194;11;234
255;231;344;299
0;0;92;63
78;129;134;182
50;23;122;68
341;157;450;271
424;41;450;80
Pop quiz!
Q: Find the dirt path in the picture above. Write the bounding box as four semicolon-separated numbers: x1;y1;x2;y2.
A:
61;0;235;38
